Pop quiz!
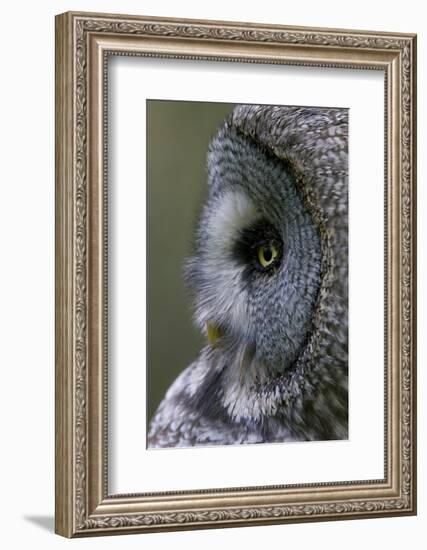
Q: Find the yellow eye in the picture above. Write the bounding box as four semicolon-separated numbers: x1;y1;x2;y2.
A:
257;244;278;268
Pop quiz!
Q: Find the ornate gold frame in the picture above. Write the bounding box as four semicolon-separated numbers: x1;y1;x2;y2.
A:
55;11;417;538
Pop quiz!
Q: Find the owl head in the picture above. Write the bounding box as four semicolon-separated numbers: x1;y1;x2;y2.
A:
184;105;348;438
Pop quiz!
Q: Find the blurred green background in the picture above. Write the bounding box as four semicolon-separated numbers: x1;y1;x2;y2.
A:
147;100;235;424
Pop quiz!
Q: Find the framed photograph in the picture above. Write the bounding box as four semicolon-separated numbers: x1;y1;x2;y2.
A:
55;11;417;537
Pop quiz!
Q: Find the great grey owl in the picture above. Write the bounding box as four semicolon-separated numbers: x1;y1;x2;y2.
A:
148;105;348;447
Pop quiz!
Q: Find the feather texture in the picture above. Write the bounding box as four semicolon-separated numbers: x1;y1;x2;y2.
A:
148;105;348;447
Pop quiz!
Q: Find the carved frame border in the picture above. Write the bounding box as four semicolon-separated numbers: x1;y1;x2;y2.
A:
55;11;417;537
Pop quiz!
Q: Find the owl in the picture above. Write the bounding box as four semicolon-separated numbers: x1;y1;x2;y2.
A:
148;105;348;447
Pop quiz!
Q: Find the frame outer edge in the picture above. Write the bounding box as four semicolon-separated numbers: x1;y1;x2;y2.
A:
410;34;417;515
54;10;417;537
55;12;75;538
62;10;417;40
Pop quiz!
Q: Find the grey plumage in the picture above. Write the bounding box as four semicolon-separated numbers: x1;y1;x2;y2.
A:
148;105;348;447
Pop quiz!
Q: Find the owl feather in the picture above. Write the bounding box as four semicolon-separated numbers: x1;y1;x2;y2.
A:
148;105;348;447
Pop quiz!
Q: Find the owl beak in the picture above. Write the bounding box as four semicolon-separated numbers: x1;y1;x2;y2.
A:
206;322;221;345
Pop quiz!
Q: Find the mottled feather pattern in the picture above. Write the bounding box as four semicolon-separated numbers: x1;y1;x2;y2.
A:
148;105;348;448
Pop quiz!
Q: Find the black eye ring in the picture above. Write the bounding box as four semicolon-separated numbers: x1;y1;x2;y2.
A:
233;219;283;275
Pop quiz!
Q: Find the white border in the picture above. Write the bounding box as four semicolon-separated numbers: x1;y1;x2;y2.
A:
108;57;385;494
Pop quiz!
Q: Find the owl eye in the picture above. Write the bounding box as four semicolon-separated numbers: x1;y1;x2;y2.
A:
257;243;279;268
